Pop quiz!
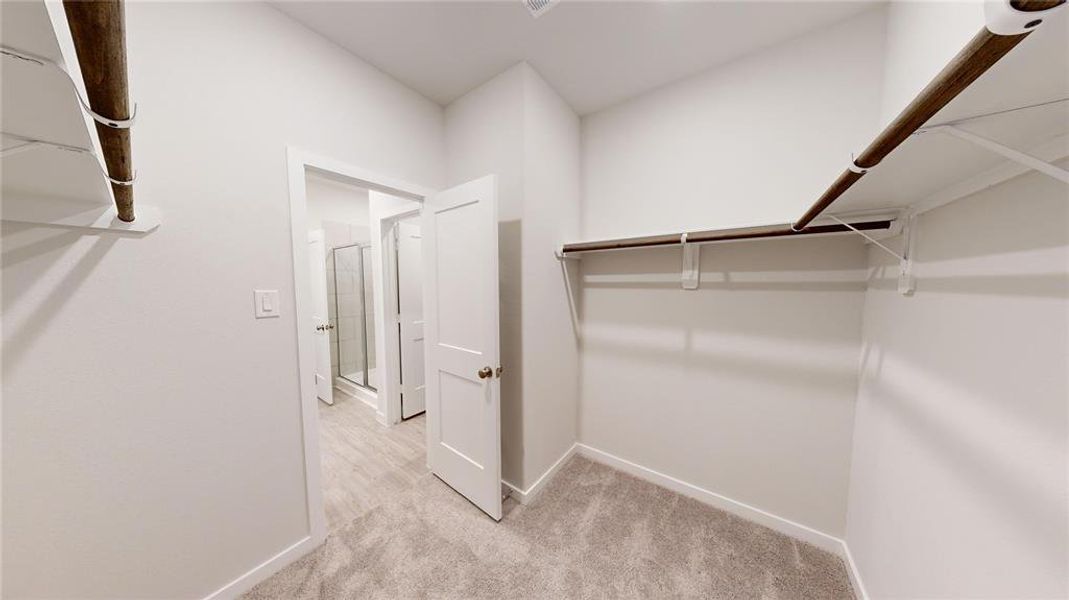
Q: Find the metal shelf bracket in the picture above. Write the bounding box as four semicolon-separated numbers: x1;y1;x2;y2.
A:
830;215;916;296
555;247;580;261
932;125;1069;184
829;216;905;262
897;215;917;296
1;45;137;129
1;132;136;185
681;233;700;290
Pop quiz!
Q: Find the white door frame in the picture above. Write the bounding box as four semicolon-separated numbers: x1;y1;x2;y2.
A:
373;204;422;427
285;146;432;549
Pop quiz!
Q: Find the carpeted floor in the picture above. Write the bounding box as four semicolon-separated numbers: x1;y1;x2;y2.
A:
245;455;855;599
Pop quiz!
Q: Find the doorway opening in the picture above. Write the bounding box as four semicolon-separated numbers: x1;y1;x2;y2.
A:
288;149;435;538
382;211;426;422
303;170;432;529
287;148;504;542
305;170;380;406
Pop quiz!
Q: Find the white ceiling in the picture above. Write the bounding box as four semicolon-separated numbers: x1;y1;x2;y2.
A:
272;0;878;115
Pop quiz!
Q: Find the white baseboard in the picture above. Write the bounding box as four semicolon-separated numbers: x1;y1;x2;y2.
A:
333;379;377;410
575;443;844;554
203;439;871;600
202;535;320;600
510;442;870;597
840;539;869;600
503;442;578;505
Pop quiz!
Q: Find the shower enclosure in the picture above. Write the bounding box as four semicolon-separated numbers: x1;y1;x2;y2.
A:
330;243;376;391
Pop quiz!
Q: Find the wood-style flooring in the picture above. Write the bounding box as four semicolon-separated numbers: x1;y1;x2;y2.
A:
319;390;427;530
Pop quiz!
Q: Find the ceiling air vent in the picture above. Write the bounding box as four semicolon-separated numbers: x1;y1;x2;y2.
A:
523;0;559;18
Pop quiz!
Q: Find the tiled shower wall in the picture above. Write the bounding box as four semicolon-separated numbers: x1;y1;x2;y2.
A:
324;220;372;381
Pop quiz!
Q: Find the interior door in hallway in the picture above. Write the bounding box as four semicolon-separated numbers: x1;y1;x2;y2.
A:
309;230;334;406
397;218;426;419
422;175;502;521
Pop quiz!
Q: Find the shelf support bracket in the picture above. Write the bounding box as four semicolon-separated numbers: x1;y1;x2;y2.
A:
0;140;43;159
555;247;580;261
831;215;916;296
1;45;138;129
681;233;700;290
1;132;136;185
932;125;1069;184
829;216;905;262
897;214;917;296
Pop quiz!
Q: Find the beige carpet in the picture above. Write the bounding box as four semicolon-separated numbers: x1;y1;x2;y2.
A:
245;456;855;599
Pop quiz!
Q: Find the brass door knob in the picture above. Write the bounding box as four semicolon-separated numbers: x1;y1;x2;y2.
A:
478;366;493;379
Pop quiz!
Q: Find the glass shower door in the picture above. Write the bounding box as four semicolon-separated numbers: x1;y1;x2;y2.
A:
331;243;376;391
361;245;376;390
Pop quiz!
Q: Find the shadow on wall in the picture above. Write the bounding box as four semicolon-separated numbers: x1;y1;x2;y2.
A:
860;342;1063;575
499;219;524;486
559;252;582;341
869;264;1069;297
581;334;859;396
577;237;870;392
578;237;869;342
848;165;1068;597
575;234;868;535
2;223;129;373
865;159;1069;299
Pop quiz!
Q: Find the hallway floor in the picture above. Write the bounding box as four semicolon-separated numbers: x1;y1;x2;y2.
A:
319;390;427;530
246;452;855;599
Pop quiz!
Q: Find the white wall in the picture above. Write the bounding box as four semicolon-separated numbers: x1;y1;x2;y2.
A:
520;66;582;491
305;171;371;232
444;62;581;491
573;7;892;539
579;8;887;241
1;2;444;598
877;1;985;129
845;166;1069;599
577;237;868;537
445;63;527;485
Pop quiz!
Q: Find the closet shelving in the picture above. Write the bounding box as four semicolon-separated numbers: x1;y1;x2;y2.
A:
559;218;895;254
559;0;1067;263
1;0;156;232
827;6;1068;217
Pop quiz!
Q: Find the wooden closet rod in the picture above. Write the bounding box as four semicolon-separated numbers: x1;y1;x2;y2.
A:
792;0;1064;231
561;219;892;254
63;0;135;222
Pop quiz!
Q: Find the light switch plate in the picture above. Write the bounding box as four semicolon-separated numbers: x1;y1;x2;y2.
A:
254;290;281;319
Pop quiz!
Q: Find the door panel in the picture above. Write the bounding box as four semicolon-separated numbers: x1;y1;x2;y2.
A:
423;175;501;521
438;371;485;465
434;204;485;351
398;220;425;419
308;231;334;406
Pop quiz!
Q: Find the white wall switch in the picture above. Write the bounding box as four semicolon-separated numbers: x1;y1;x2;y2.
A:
254;290;281;319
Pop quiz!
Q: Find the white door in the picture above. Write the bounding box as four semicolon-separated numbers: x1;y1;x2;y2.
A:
309;230;334;406
423;175;502;521
397;219;426;419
